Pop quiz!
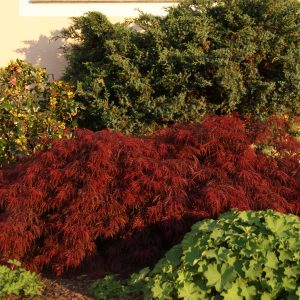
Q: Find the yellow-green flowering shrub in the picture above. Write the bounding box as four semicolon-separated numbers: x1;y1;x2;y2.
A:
289;117;300;142
0;59;81;166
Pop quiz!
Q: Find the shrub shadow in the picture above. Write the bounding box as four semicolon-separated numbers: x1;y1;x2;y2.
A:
15;30;66;80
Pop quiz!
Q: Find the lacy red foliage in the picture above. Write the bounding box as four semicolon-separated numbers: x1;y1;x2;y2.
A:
0;115;299;275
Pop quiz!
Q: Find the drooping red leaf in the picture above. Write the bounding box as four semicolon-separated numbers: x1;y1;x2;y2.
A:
0;114;299;275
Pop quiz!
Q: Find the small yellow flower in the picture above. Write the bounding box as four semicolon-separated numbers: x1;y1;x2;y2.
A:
67;91;74;99
50;97;57;108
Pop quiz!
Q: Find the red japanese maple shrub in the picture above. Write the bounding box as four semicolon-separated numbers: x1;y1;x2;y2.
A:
0;115;299;275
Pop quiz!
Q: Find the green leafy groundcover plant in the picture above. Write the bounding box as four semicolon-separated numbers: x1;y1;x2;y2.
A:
61;0;300;134
0;259;43;298
90;210;300;300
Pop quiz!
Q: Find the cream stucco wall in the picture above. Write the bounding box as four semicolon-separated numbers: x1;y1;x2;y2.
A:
0;0;175;79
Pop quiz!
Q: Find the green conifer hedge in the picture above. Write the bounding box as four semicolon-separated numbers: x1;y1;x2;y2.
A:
61;0;300;134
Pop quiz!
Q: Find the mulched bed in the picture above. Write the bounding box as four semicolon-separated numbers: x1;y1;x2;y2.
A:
3;274;94;300
3;274;143;300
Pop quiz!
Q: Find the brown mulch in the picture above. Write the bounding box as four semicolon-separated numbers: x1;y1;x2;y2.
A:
3;274;95;300
3;274;143;300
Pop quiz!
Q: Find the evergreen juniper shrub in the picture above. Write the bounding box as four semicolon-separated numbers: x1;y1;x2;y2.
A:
60;0;300;134
0;115;299;275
